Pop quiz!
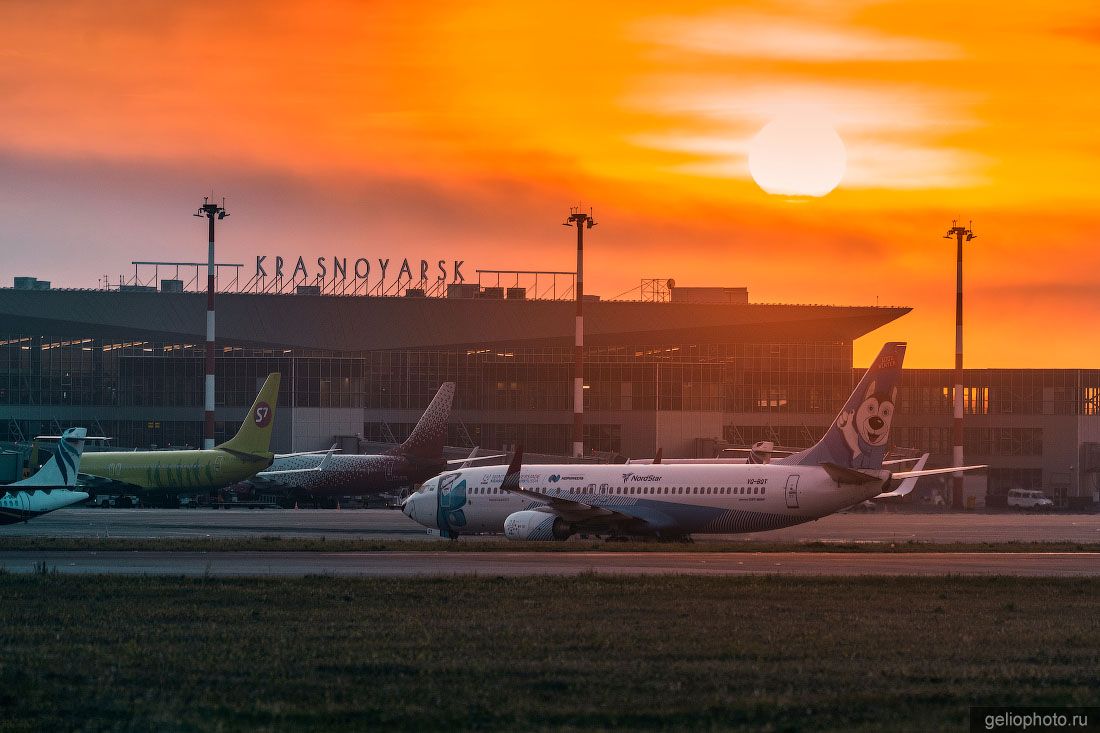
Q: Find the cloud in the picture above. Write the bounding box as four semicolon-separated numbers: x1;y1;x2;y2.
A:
630;82;984;190
637;10;959;62
844;141;987;189
643;81;976;134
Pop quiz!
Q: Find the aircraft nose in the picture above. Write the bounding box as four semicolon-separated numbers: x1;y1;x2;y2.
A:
402;492;433;527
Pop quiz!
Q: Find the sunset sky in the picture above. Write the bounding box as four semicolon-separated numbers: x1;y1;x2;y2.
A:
2;1;1099;367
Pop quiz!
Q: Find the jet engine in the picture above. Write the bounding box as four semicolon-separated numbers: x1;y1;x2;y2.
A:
503;510;572;541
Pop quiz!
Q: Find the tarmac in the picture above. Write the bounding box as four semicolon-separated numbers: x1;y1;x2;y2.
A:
1;550;1096;577
4;508;1099;543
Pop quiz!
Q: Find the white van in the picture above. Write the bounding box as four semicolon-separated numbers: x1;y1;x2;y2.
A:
1006;489;1054;510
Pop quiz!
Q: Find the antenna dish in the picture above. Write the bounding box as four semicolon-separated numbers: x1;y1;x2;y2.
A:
666;278;676;290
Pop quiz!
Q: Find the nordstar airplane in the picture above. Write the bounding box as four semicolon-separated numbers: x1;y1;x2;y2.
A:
1;427;90;524
79;373;281;491
402;343;986;540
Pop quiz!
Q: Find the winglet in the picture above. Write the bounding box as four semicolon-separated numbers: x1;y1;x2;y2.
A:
316;446;337;472
500;445;524;491
653;447;663;465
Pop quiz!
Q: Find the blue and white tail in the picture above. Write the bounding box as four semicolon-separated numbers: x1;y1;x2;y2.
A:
777;343;906;470
18;427;87;487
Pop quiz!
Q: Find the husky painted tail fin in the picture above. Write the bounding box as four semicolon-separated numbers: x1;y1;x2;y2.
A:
778;342;906;470
396;382;456;463
218;373;281;458
19;427;87;487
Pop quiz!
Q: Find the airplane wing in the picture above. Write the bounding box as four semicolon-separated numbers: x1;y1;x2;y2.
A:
447;447;507;467
497;448;619;523
891;464;987;480
822;463;887;485
77;474;144;493
257;450;336;476
33;435;112;442
275;443;342;459
882;456;922;467
863;458;985;500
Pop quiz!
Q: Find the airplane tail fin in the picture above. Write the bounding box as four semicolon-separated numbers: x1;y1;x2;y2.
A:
217;373;281;458
778;343;906;470
396;382;456;463
20;427;87;487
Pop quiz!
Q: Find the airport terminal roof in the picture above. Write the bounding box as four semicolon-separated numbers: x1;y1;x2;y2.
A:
0;289;910;351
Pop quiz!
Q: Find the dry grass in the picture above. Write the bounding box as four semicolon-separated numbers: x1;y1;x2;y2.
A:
0;575;1096;731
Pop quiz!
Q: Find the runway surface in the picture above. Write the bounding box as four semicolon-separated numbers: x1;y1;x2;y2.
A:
1;550;1096;577
4;508;1099;543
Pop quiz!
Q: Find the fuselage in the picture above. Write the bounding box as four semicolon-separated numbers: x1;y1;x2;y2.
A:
404;462;888;538
80;449;272;491
253;454;445;498
0;489;90;524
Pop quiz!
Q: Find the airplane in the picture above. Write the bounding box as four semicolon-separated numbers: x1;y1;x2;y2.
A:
630;447;931;503
78;373;281;492
242;382;504;502
402;342;987;540
1;427;90;524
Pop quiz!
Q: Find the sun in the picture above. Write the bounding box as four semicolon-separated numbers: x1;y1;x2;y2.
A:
748;117;847;197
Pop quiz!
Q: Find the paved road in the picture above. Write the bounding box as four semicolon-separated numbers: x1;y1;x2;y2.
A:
1;550;1096;577
4;508;1099;543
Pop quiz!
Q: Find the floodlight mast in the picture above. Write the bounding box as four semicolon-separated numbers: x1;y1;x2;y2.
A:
564;206;596;458
944;219;976;509
194;196;229;449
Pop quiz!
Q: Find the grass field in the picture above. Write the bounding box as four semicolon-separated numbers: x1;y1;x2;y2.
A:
2;536;1099;553
0;575;1096;731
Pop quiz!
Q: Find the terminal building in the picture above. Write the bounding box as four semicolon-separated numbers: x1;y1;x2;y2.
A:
1;275;1098;508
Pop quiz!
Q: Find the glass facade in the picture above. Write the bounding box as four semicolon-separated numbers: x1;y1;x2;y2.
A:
2;336;851;452
2;333;1099;504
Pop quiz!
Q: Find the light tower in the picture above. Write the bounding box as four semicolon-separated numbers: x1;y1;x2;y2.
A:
194;196;229;449
563;206;596;458
944;219;976;509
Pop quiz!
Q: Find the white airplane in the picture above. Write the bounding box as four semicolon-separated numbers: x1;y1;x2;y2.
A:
630;448;931;504
402;342;986;540
0;427;90;524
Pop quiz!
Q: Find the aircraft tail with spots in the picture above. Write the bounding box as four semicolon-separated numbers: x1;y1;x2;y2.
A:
395;382;456;464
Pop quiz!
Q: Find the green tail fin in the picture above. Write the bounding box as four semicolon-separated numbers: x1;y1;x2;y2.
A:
218;373;281;457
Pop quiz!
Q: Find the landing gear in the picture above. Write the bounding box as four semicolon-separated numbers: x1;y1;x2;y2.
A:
657;534;694;544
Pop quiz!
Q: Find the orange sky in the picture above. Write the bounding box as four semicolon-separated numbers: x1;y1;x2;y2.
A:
2;0;1099;367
